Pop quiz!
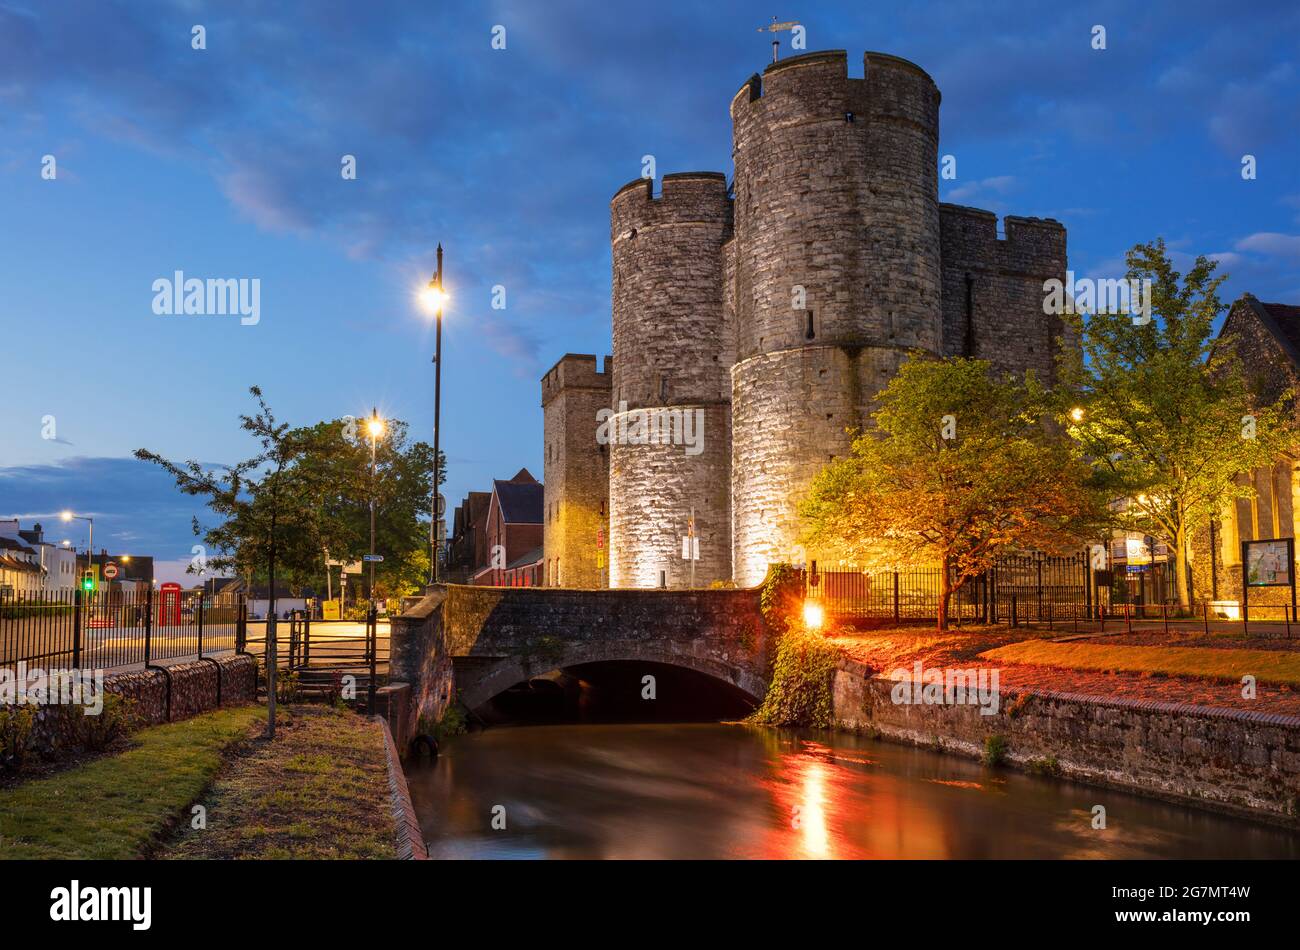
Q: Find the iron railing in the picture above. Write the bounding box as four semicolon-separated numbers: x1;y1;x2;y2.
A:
0;587;241;672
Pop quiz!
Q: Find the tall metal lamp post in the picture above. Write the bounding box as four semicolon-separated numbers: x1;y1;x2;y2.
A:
421;245;446;585
61;510;94;581
366;409;385;603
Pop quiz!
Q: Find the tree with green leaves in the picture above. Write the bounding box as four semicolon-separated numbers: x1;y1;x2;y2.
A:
288;416;440;600
135;386;317;737
799;357;1104;630
1058;239;1296;609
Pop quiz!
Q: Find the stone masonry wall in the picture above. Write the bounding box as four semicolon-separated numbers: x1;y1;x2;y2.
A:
10;653;257;760
608;173;734;587
727;51;943;585
542;353;613;588
731;344;909;585
391;584;772;731
834;660;1300;822
610;404;731;587
1190;296;1300;609
939;203;1069;383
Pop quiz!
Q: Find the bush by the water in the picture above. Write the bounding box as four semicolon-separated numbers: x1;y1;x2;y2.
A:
750;564;840;728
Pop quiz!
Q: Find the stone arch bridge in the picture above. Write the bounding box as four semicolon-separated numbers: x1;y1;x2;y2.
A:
389;584;773;739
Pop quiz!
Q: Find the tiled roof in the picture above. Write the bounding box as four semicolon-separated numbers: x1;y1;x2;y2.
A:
492;478;543;525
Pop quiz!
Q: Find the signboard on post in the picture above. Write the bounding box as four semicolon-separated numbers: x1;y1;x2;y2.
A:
1241;537;1297;628
1245;539;1292;587
102;561;120;580
363;554;384;563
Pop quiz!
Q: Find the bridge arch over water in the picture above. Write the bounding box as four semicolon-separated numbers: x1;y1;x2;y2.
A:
390;584;773;736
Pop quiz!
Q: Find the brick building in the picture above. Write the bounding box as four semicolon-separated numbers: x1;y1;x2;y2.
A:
472;469;544;587
544;48;1068;588
446;490;491;584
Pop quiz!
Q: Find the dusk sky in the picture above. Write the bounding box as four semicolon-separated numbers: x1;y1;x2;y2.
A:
2;0;1298;583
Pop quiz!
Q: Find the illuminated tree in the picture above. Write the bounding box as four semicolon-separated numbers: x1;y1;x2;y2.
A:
800;358;1104;630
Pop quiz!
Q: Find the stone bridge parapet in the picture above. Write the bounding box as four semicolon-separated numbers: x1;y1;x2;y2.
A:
390;584;772;743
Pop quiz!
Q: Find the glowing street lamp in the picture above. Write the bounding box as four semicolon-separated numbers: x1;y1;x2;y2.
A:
1069;406;1085;423
61;509;93;577
803;599;825;630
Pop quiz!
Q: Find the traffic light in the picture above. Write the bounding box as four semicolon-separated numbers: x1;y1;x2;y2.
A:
80;570;95;592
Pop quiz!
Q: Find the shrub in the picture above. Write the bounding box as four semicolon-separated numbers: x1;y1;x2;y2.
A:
982;734;1008;766
0;705;37;771
750;626;839;728
1026;754;1061;777
75;693;139;751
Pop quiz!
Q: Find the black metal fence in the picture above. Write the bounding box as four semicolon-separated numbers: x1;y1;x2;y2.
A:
806;551;1097;625
0;588;241;672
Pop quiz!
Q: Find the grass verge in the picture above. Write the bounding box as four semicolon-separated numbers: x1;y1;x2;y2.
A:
163;705;395;859
0;705;264;859
981;640;1300;687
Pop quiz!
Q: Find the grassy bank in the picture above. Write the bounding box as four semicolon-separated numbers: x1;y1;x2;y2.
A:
0;705;263;859
163;705;394;859
981;640;1300;687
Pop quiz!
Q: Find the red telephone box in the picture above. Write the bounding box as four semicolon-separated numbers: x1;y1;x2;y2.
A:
158;582;182;626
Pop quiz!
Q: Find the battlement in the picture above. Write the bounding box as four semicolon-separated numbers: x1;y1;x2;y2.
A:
541;353;613;407
939;203;1065;271
610;172;732;243
731;49;938;133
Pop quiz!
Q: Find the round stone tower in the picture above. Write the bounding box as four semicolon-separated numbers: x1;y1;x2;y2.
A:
729;50;943;585
608;172;734;588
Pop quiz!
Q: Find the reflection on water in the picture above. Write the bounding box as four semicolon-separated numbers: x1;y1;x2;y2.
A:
405;723;1300;860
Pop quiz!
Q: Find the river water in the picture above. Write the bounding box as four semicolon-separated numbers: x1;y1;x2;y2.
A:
405;723;1300;859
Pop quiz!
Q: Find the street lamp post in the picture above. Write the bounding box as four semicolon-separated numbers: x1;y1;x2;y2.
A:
61;510;93;583
423;244;445;586
367;409;384;604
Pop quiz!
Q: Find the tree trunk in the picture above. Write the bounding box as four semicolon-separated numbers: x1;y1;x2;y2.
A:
266;512;278;739
937;555;951;631
1174;528;1191;612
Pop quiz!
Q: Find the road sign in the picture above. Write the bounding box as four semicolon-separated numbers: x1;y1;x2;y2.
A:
363;554;384;563
681;536;700;560
102;561;120;580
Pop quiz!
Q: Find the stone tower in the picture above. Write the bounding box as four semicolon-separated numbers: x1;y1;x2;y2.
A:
729;51;943;585
608;173;734;587
541;354;613;588
542;48;1068;590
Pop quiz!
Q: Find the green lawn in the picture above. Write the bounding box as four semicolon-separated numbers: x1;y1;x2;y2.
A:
981;640;1300;687
0;705;263;859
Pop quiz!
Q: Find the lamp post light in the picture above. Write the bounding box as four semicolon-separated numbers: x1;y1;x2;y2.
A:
421;245;446;585
61;510;93;585
366;409;385;604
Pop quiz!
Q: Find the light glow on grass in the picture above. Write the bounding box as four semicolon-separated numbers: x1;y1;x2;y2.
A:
980;640;1300;687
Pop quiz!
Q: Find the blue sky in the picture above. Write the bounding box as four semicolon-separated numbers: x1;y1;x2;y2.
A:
1;0;1298;583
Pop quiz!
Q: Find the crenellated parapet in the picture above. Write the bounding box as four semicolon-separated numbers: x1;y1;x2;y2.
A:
938;203;1069;382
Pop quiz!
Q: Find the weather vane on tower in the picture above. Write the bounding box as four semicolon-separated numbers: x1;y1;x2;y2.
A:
757;15;803;64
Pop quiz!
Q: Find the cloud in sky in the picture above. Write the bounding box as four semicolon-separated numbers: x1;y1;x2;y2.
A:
0;457;210;560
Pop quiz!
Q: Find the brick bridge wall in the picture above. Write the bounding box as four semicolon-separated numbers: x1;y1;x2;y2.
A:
390;583;772;743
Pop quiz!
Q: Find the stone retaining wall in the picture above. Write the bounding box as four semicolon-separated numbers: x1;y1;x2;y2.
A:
833;658;1300;823
7;654;258;763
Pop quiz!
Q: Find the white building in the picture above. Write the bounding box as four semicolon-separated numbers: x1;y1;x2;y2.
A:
0;519;78;596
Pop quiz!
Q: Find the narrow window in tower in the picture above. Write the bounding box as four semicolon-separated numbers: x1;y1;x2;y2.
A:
805;311;816;340
660;375;669;402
